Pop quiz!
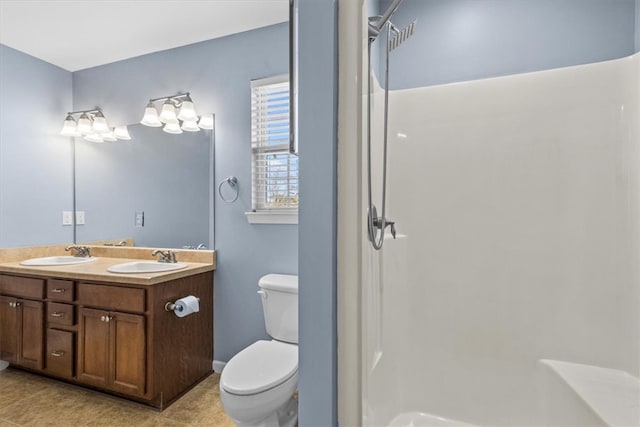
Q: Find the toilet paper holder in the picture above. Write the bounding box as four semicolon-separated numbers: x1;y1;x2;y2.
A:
165;297;200;312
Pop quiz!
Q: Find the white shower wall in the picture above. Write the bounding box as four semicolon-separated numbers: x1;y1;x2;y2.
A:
363;53;640;426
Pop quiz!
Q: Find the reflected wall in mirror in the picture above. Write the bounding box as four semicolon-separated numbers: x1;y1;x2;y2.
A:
74;124;213;249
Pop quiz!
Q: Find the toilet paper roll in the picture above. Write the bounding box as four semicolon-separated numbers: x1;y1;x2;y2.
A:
174;295;200;318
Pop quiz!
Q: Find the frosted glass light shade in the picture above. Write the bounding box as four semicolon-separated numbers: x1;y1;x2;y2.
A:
141;103;162;127
101;129;117;141
92;111;110;133
60;115;79;136
84;132;104;143
77;113;93;134
181;120;200;132
113;125;131;140
198;114;214;130
163;122;183;134
177;100;197;121
159;100;177;123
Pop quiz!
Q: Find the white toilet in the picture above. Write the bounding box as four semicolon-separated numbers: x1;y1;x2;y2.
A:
220;274;299;427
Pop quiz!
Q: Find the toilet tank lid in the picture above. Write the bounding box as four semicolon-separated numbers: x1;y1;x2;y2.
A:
258;274;298;294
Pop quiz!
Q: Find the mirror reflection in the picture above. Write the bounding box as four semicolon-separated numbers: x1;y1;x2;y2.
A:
74;124;213;249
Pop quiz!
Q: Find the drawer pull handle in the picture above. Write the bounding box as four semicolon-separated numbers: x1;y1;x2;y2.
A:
50;351;65;357
50;312;65;318
51;288;66;293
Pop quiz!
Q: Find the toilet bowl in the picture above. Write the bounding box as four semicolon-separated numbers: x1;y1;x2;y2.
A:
220;274;299;427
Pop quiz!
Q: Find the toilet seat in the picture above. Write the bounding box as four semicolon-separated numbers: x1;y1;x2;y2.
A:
221;340;298;396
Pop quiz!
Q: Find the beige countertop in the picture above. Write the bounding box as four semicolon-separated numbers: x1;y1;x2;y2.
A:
0;243;216;286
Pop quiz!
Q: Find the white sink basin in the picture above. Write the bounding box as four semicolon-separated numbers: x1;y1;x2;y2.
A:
107;261;188;274
20;256;97;266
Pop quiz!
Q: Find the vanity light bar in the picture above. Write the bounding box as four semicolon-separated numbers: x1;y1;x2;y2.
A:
60;108;130;142
141;93;213;134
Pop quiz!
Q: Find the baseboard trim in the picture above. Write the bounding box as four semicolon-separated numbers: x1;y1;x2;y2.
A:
213;360;226;373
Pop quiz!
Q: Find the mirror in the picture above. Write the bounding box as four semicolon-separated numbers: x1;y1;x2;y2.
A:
74;124;213;249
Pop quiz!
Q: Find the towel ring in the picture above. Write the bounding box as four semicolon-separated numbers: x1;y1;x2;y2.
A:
218;176;239;203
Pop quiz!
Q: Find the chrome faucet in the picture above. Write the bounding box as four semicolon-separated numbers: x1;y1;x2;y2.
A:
65;245;91;258
152;249;177;263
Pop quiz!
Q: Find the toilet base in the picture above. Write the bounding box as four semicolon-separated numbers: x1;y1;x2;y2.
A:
235;397;298;427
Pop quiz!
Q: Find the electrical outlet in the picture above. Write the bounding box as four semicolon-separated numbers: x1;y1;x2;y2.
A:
76;211;85;225
62;211;73;226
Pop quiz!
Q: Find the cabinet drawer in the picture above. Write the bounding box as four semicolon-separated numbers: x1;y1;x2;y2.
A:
47;280;74;302
78;283;145;313
46;329;74;378
47;302;74;326
0;275;44;299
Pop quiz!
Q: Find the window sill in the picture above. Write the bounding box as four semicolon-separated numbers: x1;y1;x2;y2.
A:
245;211;298;225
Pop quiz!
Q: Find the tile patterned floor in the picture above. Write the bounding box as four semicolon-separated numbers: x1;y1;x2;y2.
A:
0;368;235;426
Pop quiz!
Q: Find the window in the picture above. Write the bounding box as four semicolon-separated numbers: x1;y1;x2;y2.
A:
247;75;298;224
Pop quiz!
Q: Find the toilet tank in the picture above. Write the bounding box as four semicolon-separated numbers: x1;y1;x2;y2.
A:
258;274;298;344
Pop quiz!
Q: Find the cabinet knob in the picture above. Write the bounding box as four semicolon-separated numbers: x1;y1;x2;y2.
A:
100;316;106;322
50;351;65;357
50;312;65;318
15;302;21;307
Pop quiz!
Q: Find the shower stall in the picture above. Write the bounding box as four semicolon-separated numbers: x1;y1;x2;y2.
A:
338;1;640;426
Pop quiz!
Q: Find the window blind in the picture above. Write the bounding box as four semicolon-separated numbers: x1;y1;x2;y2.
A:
251;75;298;211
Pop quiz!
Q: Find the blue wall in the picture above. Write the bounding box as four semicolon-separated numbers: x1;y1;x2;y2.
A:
0;45;73;248
297;0;338;425
73;23;295;364
378;0;638;89
635;0;640;52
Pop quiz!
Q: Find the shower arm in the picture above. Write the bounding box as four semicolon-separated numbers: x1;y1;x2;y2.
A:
369;0;403;41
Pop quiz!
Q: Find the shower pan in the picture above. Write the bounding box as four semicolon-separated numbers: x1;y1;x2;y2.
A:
337;1;640;426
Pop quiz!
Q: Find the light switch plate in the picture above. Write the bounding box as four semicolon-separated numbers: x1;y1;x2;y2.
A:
62;211;73;226
76;211;85;225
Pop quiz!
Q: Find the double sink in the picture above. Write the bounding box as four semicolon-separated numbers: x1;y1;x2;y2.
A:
19;256;188;274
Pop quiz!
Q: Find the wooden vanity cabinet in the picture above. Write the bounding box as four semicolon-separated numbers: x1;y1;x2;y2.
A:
0;276;45;370
0;271;213;409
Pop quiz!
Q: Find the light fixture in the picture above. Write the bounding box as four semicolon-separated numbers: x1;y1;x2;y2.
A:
198;114;214;130
141;102;162;127
91;111;109;133
181;120;200;132
84;132;104;143
113;125;131;140
59;108;129;142
163;122;183;134
141;93;211;135
60;114;80;136
76;113;93;134
177;95;197;121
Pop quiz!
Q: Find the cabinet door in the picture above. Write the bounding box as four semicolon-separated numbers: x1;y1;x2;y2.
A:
111;312;146;397
17;299;44;370
0;296;17;364
77;307;110;388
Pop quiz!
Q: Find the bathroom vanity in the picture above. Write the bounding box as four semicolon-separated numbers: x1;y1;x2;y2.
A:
0;245;215;410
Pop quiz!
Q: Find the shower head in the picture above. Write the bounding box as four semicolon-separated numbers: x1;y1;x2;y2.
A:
389;20;416;51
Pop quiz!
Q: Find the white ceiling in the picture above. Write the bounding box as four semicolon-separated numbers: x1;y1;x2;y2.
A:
0;0;289;72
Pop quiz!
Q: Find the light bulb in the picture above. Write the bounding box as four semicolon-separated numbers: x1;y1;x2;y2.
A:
159;100;177;123
163;122;183;134
113;125;131;140
198;114;214;130
181;120;200;132
77;113;93;134
141;102;162;127
60;114;79;136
